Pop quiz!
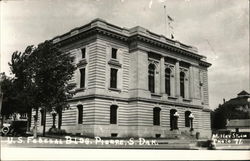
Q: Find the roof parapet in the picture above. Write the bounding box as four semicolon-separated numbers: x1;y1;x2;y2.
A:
52;18;209;60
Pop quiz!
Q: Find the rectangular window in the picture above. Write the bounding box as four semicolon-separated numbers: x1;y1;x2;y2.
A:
111;48;117;59
77;105;83;124
110;68;118;88
80;68;85;88
153;108;161;125
110;105;118;124
40;110;44;126
81;48;86;59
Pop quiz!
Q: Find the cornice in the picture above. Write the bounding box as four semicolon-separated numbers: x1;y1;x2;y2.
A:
52;18;211;67
128;35;204;60
67;94;205;110
199;60;212;67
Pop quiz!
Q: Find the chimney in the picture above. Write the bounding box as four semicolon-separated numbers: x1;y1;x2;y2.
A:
223;98;225;104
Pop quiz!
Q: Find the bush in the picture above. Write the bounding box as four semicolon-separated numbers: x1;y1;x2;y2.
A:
47;128;67;136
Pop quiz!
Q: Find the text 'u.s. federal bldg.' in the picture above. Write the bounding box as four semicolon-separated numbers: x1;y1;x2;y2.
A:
31;18;212;138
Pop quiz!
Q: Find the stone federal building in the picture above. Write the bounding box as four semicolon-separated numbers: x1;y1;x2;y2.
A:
31;19;212;138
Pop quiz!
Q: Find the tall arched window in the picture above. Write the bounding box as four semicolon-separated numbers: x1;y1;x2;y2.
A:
148;64;155;93
180;72;185;98
153;107;161;125
170;109;178;130
110;105;118;124
77;105;83;124
185;111;191;127
165;68;171;95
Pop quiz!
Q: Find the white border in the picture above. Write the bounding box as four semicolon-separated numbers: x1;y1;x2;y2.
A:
1;148;250;160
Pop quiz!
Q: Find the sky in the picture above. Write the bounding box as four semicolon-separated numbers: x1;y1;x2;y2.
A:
0;0;249;109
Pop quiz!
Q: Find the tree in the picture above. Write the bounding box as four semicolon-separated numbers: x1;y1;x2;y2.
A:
7;46;39;131
1;46;37;121
211;98;250;130
5;41;76;136
27;41;76;136
0;73;18;117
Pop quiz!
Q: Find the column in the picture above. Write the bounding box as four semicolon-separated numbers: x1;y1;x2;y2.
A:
160;56;165;94
175;60;180;97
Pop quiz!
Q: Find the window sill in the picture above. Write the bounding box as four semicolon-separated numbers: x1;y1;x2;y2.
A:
170;128;179;131
151;93;162;97
108;88;121;92
183;98;192;102
75;88;86;92
77;59;87;67
68;83;77;88
168;96;178;100
108;59;122;68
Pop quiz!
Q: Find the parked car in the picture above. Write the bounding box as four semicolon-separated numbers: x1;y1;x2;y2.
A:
1;120;28;136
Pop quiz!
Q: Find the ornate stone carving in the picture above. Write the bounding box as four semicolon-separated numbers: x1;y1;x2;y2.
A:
148;58;160;72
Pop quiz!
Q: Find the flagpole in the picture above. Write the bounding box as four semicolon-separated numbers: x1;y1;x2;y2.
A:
164;5;167;37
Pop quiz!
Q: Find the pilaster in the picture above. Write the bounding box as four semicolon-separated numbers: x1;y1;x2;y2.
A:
160;56;165;94
175;60;180;97
189;65;194;99
129;49;150;98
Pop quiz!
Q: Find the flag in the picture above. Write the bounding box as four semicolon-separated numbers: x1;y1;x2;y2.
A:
171;34;174;39
167;15;174;21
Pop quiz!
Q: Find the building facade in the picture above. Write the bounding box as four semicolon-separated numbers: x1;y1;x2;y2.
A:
31;19;212;138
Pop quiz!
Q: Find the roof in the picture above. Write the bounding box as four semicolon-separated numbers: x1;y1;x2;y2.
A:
223;90;250;107
51;18;211;67
224;97;249;107
237;90;250;97
227;119;250;128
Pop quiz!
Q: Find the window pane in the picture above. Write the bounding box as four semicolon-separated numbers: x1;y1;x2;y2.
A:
148;64;155;93
165;68;171;95
180;72;185;98
80;68;85;88
81;48;86;59
153;107;161;125
185;111;191;127
77;105;83;124
170;109;178;130
58;109;62;129
112;48;117;59
110;68;118;88
110;105;118;124
40;110;44;126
